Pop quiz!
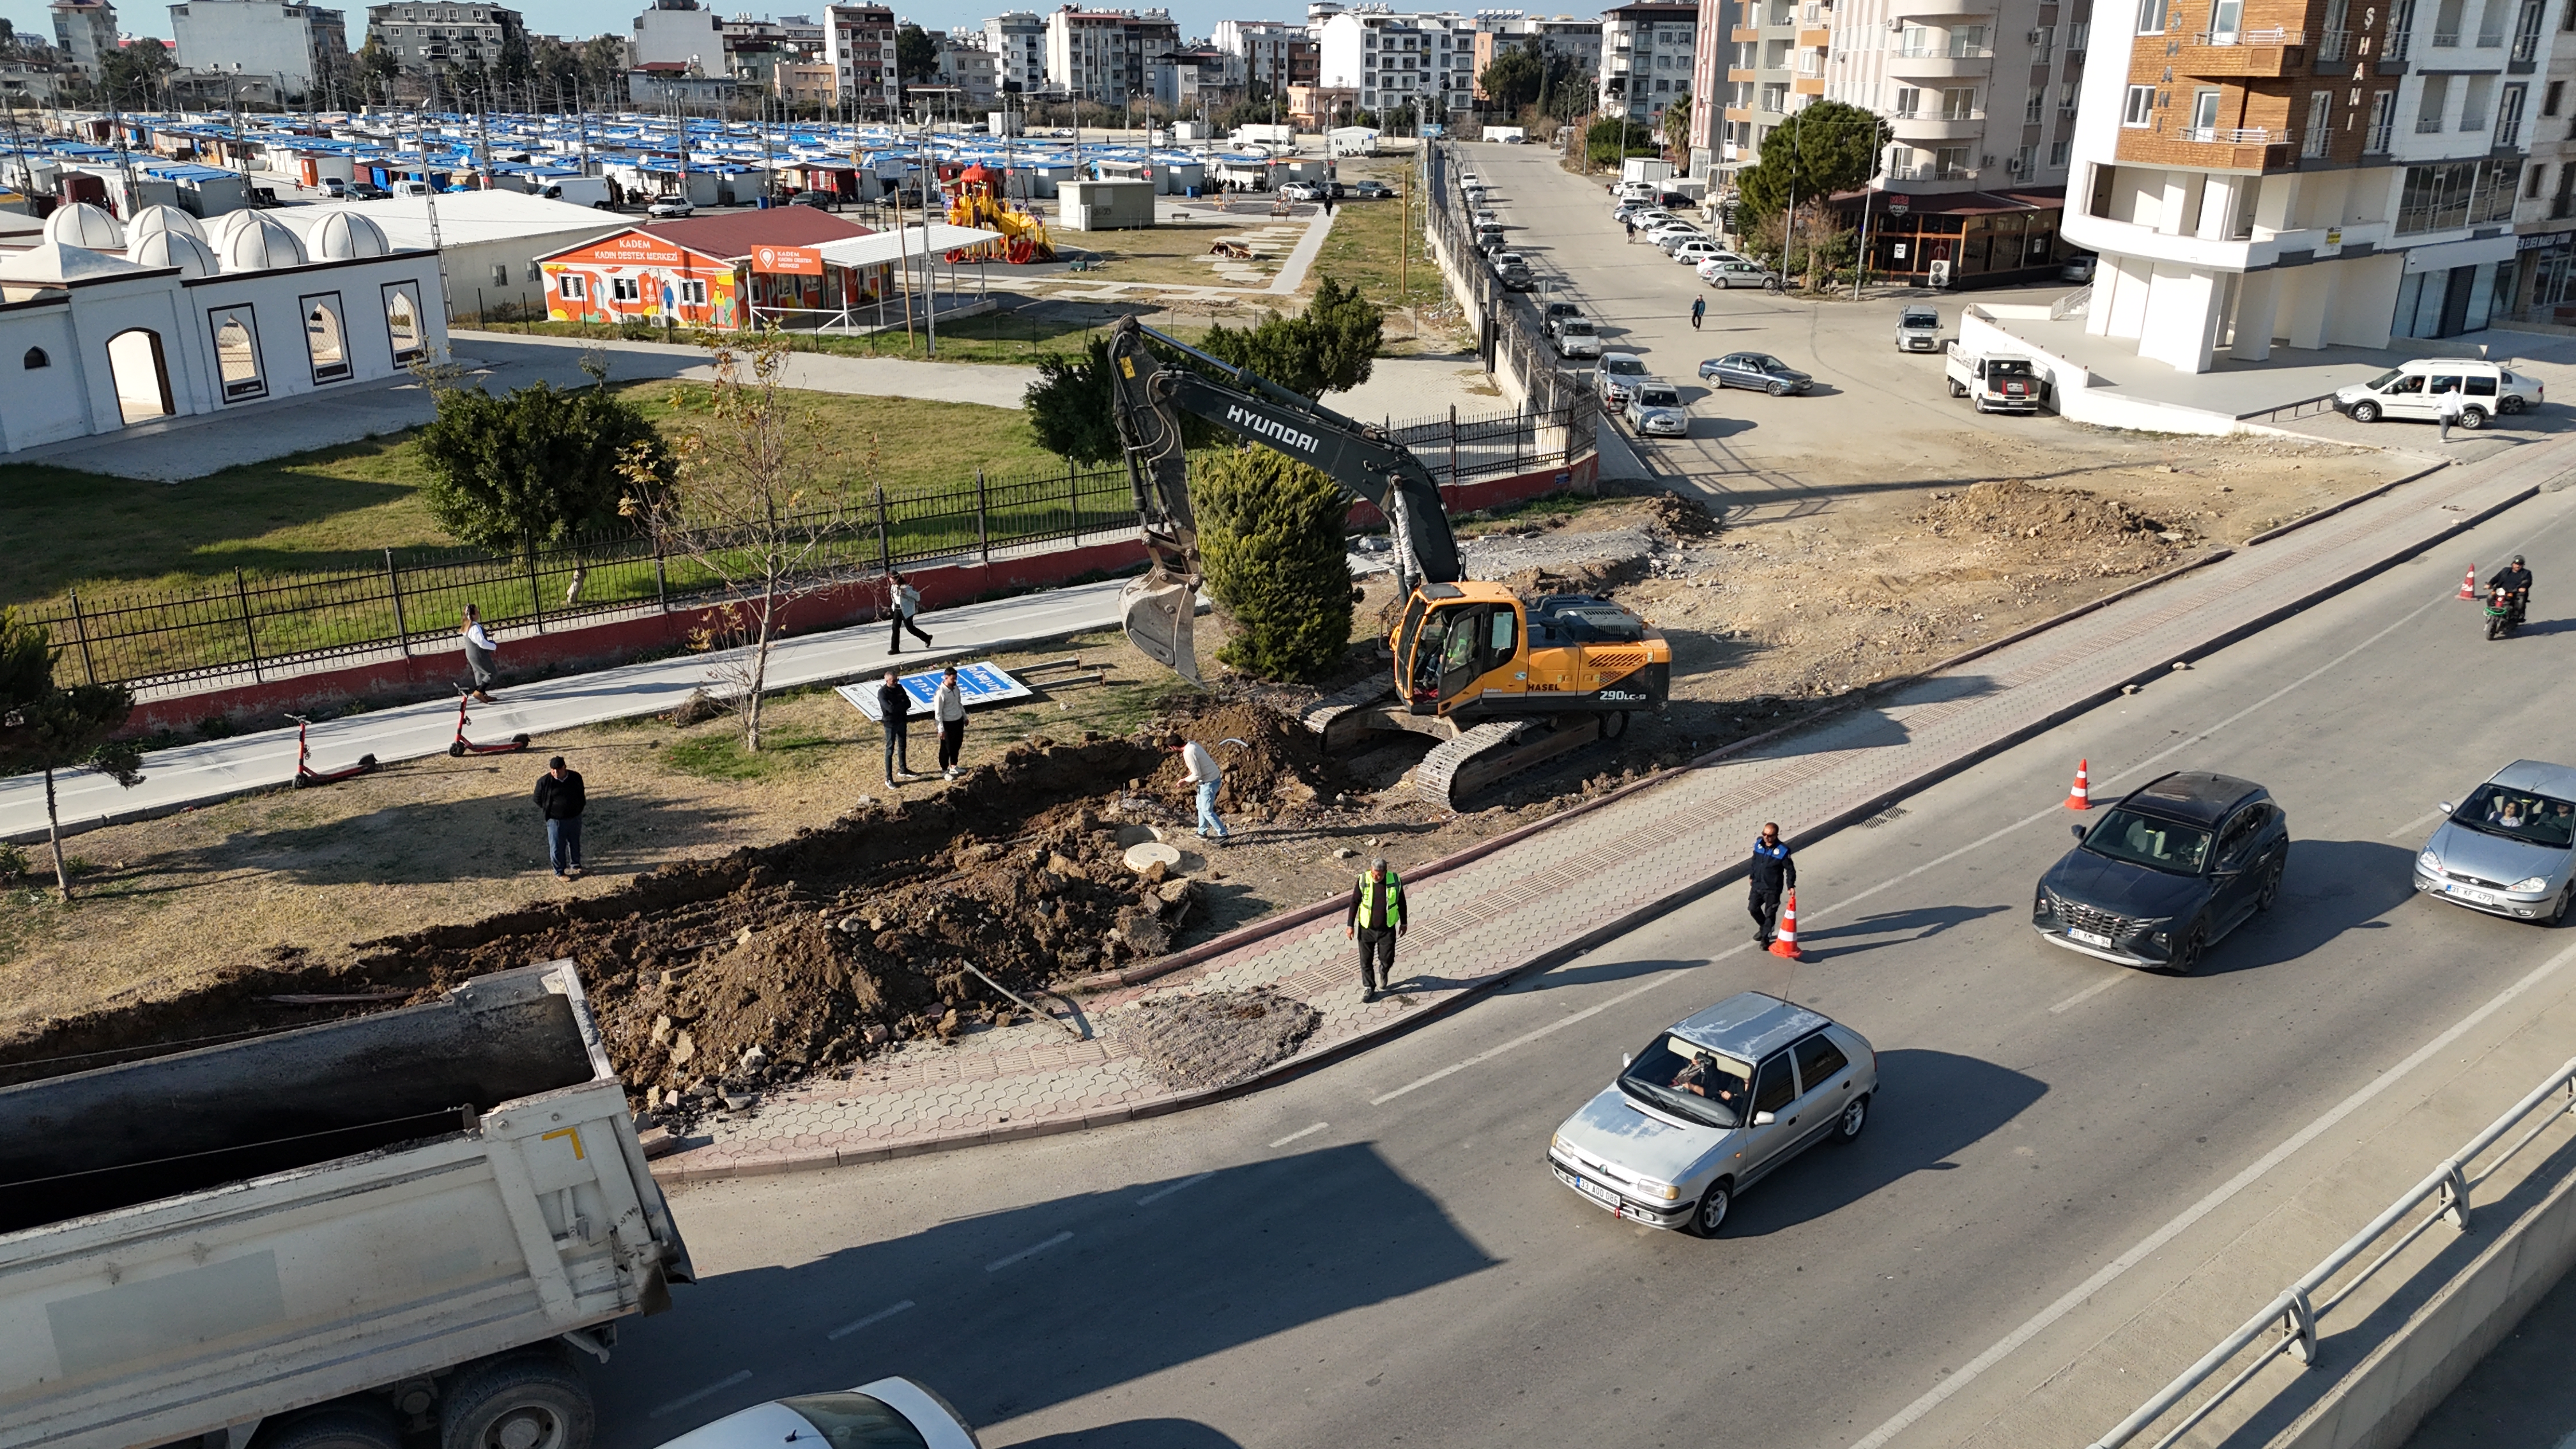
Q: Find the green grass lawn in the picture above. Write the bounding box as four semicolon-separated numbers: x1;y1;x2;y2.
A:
0;385;1070;609
1312;161;1446;318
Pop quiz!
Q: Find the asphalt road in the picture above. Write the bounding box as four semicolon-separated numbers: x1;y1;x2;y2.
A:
1454;142;2081;524
583;418;2576;1448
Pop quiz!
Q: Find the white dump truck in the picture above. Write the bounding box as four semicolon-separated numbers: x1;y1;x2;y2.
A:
1944;342;2048;413
1;960;691;1449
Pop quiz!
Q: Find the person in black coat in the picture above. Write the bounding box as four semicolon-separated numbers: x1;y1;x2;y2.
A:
878;670;917;786
1748;821;1795;945
533;756;587;880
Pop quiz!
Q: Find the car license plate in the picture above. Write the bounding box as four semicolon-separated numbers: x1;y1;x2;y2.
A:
2448;884;2499;905
1574;1175;1623;1209
2069;928;2115;948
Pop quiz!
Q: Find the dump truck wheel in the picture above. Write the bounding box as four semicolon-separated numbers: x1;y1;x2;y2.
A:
441;1353;594;1449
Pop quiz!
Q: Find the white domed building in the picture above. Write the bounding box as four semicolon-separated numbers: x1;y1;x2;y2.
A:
0;199;447;454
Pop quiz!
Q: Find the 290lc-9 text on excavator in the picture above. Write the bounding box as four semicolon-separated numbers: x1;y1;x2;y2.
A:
1104;317;1671;809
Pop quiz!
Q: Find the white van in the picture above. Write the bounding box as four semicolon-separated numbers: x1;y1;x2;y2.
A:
2333;358;2543;428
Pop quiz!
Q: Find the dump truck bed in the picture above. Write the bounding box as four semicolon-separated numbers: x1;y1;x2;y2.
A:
0;961;689;1449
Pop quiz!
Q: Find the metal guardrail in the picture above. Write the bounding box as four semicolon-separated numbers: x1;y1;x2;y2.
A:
2088;1055;2576;1449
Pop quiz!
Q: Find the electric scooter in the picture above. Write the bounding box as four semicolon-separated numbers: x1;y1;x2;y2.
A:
288;713;378;788
448;686;532;758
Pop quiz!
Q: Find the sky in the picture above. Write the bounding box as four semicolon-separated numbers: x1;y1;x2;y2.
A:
0;0;1299;47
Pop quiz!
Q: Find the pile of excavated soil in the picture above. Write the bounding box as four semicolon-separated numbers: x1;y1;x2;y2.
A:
1119;986;1323;1091
1916;480;2193;576
0;708;1349;1108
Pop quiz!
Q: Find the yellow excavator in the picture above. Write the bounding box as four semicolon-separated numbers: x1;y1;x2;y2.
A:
1106;316;1671;809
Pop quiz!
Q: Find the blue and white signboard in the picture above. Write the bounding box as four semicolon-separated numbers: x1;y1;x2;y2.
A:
837;661;1035;722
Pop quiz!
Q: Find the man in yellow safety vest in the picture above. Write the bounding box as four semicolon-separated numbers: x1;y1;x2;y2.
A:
1345;857;1409;1002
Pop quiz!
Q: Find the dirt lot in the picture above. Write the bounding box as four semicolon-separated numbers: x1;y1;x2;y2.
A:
0;427;2409;1100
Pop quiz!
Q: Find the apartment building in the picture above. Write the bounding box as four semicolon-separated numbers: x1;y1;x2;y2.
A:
2505;4;2576;319
1600;1;1699;123
720;12;825;85
823;1;898;108
1315;6;1479;119
935;31;1002;107
983;10;1046;91
49;0;119;78
1215;17;1309;90
1046;7;1181;104
1471;13;1603;107
2066;0;2545;369
1703;0;1826;178
631;0;721;67
169;0;349;95
1821;0;2082;195
361;0;525;76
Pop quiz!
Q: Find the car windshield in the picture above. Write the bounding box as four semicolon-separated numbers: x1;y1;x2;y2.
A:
1605;358;1646;376
2082;807;2215;875
1639;388;1682;407
1618;1034;1751;1128
2365;367;2408;388
1989;359;2037;378
1901;311;1938;327
2451;784;2576;847
1563;321;1595;335
779;1392;930;1449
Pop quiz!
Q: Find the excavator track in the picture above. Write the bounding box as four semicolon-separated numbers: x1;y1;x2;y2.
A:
1411;712;1625;812
1303;677;1402;754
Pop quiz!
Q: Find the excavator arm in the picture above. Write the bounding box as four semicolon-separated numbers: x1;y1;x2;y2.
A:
1105;316;1460;680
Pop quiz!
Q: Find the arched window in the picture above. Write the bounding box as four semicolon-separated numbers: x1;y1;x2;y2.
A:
209;306;266;401
303;294;349;382
22;347;47;369
383;282;424;362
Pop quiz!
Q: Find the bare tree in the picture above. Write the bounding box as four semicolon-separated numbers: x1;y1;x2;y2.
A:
621;332;852;750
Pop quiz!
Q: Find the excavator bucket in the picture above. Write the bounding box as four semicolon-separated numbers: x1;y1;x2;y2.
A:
1121;568;1199;683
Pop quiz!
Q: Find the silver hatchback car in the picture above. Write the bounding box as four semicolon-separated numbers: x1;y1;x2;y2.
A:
2413;760;2576;923
1547;992;1877;1237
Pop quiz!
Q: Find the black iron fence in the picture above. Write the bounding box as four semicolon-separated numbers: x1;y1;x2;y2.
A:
22;395;1588;698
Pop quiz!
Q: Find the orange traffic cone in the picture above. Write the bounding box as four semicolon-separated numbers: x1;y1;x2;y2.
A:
2460;565;2480;600
1769;891;1804;959
2066;759;2092;811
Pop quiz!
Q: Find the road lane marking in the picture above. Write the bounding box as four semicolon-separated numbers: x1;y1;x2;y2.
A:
1844;936;2576;1449
985;1230;1073;1272
1268;1122;1330;1147
1137;1171;1215;1206
2387;809;2444;839
1374;562;2460;1108
824;1300;915;1341
648;1370;753;1418
2048;974;2131;1015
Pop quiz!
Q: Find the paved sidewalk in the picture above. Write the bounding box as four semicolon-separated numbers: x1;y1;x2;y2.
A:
651;438;2561;1181
0;577;1137;845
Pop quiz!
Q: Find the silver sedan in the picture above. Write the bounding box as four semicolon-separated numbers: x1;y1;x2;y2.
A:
2413;760;2576;923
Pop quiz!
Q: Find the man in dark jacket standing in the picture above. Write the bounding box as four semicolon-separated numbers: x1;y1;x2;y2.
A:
1346;857;1407;1002
878;669;917;786
533;756;586;880
1748;822;1795;946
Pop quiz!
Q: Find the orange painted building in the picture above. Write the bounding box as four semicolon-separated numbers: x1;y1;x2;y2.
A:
536;210;882;331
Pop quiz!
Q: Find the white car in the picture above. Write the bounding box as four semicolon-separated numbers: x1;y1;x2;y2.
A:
1671;238;1725;264
1554;317;1603;359
650;1379;979;1449
1650;224;1705;251
2334;358;2542;427
1548;992;1880;1236
1596;351;1650;407
1626;383;1689;436
1472;208;1501;228
646;197;694;218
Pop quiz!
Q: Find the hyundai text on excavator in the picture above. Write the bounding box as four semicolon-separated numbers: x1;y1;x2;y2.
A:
1105;316;1671;809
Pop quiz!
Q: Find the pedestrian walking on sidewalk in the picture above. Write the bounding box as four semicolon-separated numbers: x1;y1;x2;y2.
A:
886;569;933;654
533;755;586;879
933;664;967;778
2436;386;2466;442
1625;215;1637;243
459;604;500;703
1748;822;1796;946
1167;734;1230;843
1690;295;1706;330
878;670;917;785
1346;857;1408;1002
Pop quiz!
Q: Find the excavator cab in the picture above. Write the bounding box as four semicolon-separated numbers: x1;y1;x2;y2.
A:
1400;583;1529;716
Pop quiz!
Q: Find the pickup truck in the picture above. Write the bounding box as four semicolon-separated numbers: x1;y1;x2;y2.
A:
1945;344;2048;413
0;960;691;1449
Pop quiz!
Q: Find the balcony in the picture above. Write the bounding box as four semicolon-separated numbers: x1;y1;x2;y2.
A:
2113;125;2301;170
1888;45;1994;76
2178;27;2307;73
2315;27;2349;61
1890;107;1987;139
1886;162;1975;180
